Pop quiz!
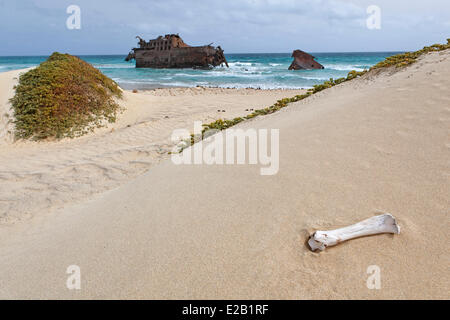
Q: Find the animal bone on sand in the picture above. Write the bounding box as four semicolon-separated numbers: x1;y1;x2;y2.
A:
308;214;400;252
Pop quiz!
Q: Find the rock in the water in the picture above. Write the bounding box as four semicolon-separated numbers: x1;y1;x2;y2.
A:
288;50;324;70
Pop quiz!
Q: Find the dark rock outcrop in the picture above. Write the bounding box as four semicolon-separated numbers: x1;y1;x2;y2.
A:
288;50;324;70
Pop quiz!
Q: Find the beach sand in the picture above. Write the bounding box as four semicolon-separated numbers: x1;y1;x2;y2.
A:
0;50;449;299
0;76;303;224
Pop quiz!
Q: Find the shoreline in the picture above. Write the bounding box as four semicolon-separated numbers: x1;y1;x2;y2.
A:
1;51;398;91
118;82;311;91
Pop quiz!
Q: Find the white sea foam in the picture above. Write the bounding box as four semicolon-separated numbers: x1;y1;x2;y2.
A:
324;64;365;72
96;64;134;69
228;62;255;67
174;73;196;77
301;76;330;81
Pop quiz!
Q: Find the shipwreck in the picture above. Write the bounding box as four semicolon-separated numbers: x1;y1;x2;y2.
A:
288;50;324;70
125;34;229;69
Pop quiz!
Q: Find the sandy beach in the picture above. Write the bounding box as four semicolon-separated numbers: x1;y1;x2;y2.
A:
0;50;449;299
0;76;303;224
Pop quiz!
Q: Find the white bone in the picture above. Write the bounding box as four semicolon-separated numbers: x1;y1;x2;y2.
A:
308;213;400;252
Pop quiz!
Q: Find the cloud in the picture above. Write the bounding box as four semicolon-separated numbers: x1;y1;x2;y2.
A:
0;0;449;55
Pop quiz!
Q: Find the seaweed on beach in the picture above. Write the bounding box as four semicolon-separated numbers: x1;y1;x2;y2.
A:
10;52;123;140
177;39;450;153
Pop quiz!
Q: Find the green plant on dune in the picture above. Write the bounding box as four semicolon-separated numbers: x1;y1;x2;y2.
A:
10;52;123;140
196;70;369;143
371;39;450;70
176;39;450;153
177;71;368;152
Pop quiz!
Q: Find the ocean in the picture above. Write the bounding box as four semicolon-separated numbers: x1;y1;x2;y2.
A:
0;52;398;89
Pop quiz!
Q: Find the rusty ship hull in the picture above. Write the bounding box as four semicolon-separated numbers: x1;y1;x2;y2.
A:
126;34;228;69
288;50;324;70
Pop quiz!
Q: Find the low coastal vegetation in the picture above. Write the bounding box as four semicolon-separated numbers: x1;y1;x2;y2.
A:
10;52;122;140
371;39;450;69
185;70;369;146
9;40;449;143
181;39;450;149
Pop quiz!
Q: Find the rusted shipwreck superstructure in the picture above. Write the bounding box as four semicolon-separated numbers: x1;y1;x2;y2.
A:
125;34;229;69
288;50;324;70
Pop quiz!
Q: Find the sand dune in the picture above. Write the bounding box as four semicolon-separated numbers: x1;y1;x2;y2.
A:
0;74;302;223
0;51;449;299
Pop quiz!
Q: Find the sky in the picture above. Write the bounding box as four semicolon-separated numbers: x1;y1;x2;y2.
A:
0;0;449;55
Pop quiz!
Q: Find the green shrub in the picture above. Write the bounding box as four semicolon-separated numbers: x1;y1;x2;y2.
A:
371;39;450;70
10;52;123;140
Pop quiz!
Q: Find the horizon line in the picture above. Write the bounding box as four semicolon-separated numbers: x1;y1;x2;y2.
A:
0;50;404;58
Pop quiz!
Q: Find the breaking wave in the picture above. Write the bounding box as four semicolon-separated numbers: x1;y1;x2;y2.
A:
0;52;397;90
